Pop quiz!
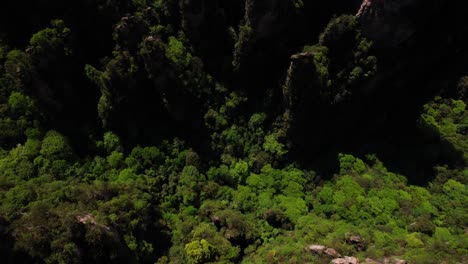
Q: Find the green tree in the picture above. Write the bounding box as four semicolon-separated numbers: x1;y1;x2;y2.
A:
40;130;72;160
185;239;215;264
4;50;33;88
29;20;71;58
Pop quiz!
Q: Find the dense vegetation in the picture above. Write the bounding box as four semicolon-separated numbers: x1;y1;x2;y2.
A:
0;1;466;263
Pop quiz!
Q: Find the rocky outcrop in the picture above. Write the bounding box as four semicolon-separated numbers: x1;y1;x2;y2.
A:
330;256;407;264
356;0;467;50
282;52;315;110
307;244;326;254
363;258;382;264
76;213;111;231
356;0;421;47
325;248;341;258
345;233;367;251
306;244;341;257
233;0;307;73
280;51;319;148
332;256;359;264
306;242;407;264
356;0;377;17
356;0;417;18
383;257;407;264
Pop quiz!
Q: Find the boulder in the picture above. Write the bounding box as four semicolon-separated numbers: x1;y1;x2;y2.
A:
325;248;341;258
393;258;407;264
332;256;359;264
307;244;326;254
363;258;382;264
382;257;407;264
332;258;347;264
345;233;368;251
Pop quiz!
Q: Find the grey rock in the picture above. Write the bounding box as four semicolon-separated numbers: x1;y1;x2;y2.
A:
332;256;359;264
325;248;341;258
307;244;326;254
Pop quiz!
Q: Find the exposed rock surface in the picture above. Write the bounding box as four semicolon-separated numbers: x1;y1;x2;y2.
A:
332;256;359;264
307;244;326;254
356;0;422;47
325;248;341;258
306;244;341;257
383;257;407;264
306;243;407;264
76;213;111;231
345;233;368;251
363;258;382;264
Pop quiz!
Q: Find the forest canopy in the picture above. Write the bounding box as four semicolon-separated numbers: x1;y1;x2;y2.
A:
0;0;467;264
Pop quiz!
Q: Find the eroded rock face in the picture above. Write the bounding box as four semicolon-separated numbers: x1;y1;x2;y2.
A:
392;258;407;264
325;248;341;258
357;0;419;18
305;244;344;259
363;258;382;264
345;234;368;251
356;0;422;47
382;257;407;264
332;256;359;264
356;0;468;50
307;244;326;254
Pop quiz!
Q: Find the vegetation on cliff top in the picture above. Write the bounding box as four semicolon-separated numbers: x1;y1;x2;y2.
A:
0;1;466;263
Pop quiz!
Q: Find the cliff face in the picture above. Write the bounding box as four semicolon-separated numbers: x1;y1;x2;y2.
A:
356;0;422;47
357;0;420;18
279;0;468;177
355;0;468;99
356;0;468;50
